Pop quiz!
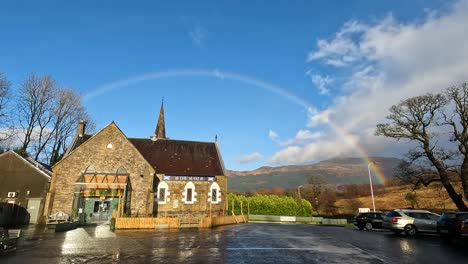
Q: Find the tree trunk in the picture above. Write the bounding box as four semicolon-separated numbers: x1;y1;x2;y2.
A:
460;157;468;200
426;146;468;211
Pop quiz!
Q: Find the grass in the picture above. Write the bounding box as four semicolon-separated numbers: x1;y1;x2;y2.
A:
335;182;463;214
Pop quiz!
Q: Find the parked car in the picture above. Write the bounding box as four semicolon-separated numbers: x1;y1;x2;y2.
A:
463;219;468;235
382;209;440;236
437;212;468;238
0;227;20;254
353;212;385;230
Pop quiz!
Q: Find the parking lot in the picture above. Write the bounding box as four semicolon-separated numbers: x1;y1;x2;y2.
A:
2;223;468;263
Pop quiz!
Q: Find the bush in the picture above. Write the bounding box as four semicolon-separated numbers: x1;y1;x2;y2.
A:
227;193;313;217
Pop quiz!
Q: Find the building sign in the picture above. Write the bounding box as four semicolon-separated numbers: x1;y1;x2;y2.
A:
163;175;216;182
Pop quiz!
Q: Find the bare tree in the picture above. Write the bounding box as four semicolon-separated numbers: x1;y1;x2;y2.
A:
376;93;467;211
302;175;327;213
16;73;92;164
445;83;468;201
17;73;56;156
320;188;337;215
47;88;91;165
0;72;13;143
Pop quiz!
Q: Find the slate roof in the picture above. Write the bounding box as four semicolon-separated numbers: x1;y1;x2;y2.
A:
129;138;224;176
65;134;93;155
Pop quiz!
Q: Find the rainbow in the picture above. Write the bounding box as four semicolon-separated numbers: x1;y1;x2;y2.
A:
327;121;387;185
84;68;387;185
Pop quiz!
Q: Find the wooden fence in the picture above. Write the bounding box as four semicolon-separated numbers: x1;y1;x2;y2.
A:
115;214;248;229
115;198;250;229
115;217;180;229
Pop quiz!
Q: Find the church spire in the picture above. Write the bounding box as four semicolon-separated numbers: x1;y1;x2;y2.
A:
152;99;166;140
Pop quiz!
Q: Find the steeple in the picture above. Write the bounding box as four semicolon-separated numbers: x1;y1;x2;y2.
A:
151;99;166;140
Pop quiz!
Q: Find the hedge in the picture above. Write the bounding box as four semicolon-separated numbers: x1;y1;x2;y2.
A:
227;193;313;217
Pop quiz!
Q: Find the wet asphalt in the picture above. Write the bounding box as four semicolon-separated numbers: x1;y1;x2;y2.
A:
2;223;468;263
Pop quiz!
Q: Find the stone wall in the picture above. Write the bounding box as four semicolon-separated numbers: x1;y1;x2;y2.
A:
48;123;156;216
156;175;228;217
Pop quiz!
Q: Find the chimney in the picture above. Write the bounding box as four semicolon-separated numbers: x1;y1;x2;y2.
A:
77;120;86;138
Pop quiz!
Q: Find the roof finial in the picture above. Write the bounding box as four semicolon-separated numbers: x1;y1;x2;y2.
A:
215;134;218;143
151;98;166;140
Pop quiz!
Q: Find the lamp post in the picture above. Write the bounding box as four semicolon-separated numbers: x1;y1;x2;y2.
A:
297;185;304;201
367;162;377;212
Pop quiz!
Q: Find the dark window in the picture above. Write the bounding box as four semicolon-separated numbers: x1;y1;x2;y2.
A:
441;213;456;220
187;188;192;202
159;188;166;202
456;213;468;221
407;213;423;219
386;211;402;217
93;201;100;213
212;189;217;202
427;214;439;221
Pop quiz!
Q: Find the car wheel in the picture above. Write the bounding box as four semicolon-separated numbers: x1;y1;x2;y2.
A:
404;225;417;236
365;222;373;231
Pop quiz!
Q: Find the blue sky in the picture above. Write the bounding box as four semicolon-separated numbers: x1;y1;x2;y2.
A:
1;0;466;171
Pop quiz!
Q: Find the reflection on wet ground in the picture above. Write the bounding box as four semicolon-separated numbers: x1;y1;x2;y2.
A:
2;223;468;263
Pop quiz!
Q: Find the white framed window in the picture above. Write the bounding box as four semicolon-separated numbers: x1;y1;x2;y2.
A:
182;182;197;204
157;181;170;204
208;182;221;204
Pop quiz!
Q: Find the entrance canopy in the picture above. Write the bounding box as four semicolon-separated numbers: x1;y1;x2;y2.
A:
76;173;128;190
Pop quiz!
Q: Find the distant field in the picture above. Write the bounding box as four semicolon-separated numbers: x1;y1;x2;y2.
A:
335;182;462;214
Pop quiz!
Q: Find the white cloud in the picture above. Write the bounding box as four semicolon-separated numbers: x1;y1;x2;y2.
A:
269;129;279;141
280;130;322;146
309;74;334;94
307;108;332;127
189;25;207;46
307;20;369;66
269;128;322;147
271;0;468;164
238;152;263;164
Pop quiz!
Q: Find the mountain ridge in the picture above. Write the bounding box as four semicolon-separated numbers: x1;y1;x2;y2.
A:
227;157;402;193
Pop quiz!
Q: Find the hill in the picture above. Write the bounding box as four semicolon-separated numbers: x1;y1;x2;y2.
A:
227;157;401;193
335;182;462;214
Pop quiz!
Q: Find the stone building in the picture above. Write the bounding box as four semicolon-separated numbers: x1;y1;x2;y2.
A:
0;150;51;224
45;102;227;223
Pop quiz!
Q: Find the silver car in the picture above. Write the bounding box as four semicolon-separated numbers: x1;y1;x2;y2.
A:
382;209;440;236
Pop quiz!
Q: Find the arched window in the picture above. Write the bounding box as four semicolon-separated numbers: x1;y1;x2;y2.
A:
157;181;170;204
84;165;96;173
116;167;127;175
182;182;197;204
209;182;221;204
